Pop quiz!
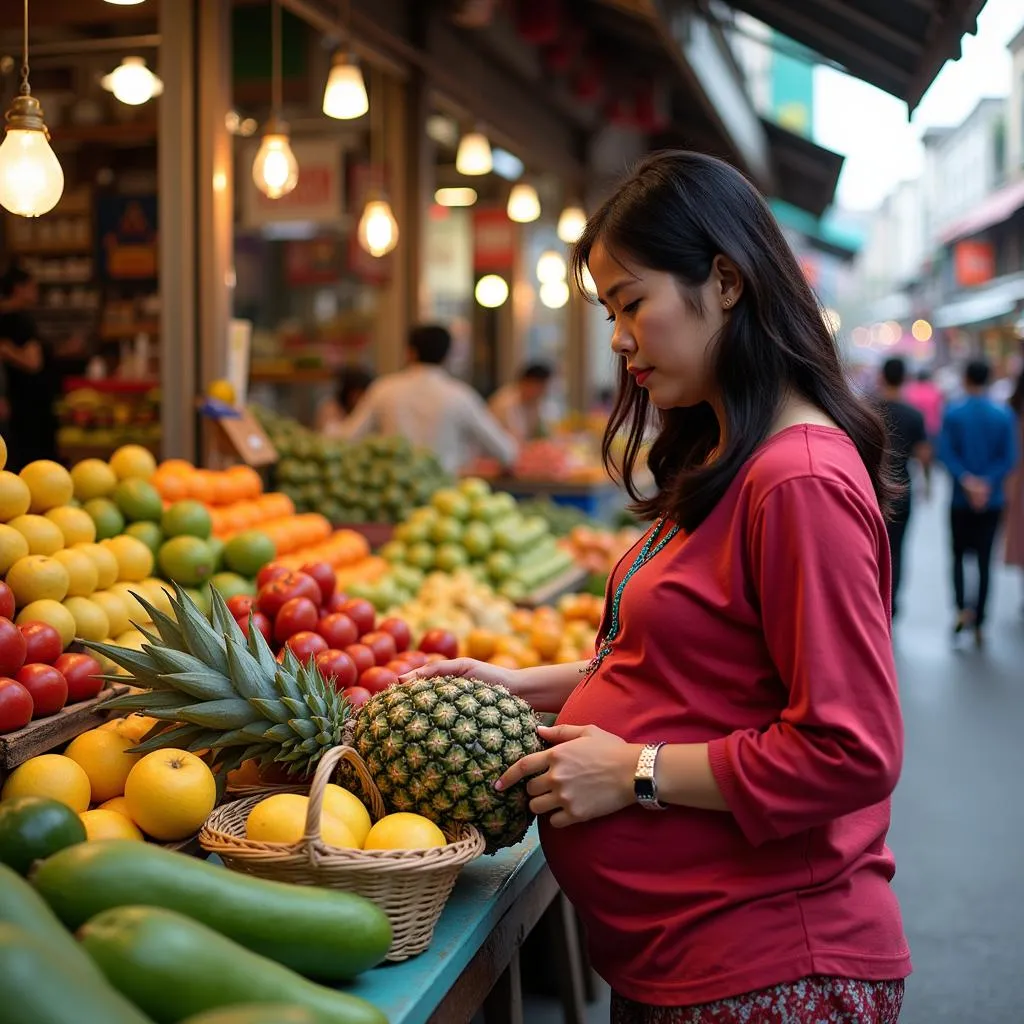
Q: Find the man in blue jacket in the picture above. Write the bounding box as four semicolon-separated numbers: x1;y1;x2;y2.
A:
939;358;1019;645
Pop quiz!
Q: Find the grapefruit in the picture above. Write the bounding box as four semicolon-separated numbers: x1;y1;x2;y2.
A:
89;590;131;638
322;784;372;847
103;535;154;582
8;514;64;556
15;600;76;649
125;521;163;557
44;506;96;547
52;548;99;597
79;808;144;841
363;812;446;850
1;754;91;812
6;555;70;604
223;531;276;577
65;728;141;803
0;524;28;575
0;471;31;522
109;445;157;482
70;458;118;502
158;536;214;586
124;749;217;841
62;596;111;643
76;543;119;590
162;501;213;540
19;461;74;514
113;479;164;523
245;793;359;847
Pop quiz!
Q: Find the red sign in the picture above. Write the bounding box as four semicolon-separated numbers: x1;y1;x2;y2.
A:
285;238;339;285
954;240;995;287
472;206;517;272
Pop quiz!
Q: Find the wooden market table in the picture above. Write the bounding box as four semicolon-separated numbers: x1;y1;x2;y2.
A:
345;828;590;1024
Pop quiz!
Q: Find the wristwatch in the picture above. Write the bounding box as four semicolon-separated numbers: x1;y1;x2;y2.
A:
634;742;666;810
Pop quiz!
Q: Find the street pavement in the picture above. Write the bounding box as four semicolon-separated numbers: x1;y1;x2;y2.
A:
522;480;1024;1023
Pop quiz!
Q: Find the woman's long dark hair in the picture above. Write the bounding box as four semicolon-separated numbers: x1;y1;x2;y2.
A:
573;150;895;532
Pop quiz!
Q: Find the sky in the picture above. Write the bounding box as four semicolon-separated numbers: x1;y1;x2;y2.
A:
812;0;1024;212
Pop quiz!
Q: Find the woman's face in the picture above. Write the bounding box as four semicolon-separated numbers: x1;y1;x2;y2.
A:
589;241;732;410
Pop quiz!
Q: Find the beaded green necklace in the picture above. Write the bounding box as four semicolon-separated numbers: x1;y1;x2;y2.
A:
583;517;680;678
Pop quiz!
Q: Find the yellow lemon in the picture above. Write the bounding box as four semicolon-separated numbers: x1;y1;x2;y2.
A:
113;628;147;651
110;583;152;626
363;812;446;851
207;379;236;404
137;578;174;616
75;543;119;590
63;596;111;643
65;728;142;803
15;600;76;649
0;524;28;575
98;795;135;819
52;548;99;598
8;514;64;556
18;461;74;514
244;793;359;848
89;590;131;638
70;458;118;502
45;506;96;547
109;446;157;482
124;749;217;841
5;555;69;604
1;754;91;812
102;535;154;583
79;808;144;842
322;784;373;847
0;471;29;522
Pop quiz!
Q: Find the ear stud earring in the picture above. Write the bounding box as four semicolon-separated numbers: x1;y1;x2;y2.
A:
723;299;733;309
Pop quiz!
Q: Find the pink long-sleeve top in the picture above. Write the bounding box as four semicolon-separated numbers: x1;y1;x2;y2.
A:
540;425;912;1006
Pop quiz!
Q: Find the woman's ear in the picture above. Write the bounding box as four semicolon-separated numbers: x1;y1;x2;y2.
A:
712;255;743;309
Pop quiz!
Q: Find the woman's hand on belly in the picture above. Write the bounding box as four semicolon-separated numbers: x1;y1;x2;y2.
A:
496;723;638;828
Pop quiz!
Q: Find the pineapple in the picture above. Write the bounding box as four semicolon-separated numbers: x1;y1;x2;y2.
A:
88;585;541;852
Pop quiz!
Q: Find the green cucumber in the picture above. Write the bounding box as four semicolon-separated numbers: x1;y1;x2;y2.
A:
79;906;387;1024
180;1007;323;1024
0;863;103;980
0;922;153;1024
32;841;391;981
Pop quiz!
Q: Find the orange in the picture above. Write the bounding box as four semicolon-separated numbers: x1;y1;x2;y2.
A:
488;654;521;670
159;459;195;477
152;471;190;503
124;749;217;841
466;628;498;661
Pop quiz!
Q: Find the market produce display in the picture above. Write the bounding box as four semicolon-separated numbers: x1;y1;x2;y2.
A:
253;405;452;523
57;384;162;455
95;585;542;852
381;478;576;602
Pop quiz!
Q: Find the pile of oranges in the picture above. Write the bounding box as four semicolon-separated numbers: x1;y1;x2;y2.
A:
151;462;263;507
207;494;295;539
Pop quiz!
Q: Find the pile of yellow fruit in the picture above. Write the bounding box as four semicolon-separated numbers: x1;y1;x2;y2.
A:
0;715;217;843
246;789;446;851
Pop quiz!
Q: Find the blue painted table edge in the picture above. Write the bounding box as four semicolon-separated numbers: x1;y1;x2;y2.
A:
345;826;546;1024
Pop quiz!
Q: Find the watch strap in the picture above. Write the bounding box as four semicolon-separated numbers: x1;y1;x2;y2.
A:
634;741;666;810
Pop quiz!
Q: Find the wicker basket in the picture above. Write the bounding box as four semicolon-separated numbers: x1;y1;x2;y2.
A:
199;745;485;961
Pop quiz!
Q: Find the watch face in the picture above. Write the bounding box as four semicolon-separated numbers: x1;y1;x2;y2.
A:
635;778;656;801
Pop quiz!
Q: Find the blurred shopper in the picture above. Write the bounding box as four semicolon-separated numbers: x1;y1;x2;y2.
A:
316;365;374;433
1004;372;1024;611
488;362;554;444
0;264;58;470
877;357;931;617
903;367;943;439
406;152;909;1023
333;324;516;475
938;359;1019;645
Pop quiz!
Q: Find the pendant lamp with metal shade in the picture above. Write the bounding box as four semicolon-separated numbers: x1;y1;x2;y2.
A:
253;0;299;199
0;0;64;218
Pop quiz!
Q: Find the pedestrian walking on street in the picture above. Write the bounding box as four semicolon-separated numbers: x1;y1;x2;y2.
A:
938;359;1019;645
1004;371;1024;611
406;151;910;1023
877;357;931;618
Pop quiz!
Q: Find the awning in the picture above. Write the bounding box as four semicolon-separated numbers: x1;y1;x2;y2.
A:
762;119;844;218
933;272;1024;329
938;177;1024;245
770;200;862;262
723;0;987;111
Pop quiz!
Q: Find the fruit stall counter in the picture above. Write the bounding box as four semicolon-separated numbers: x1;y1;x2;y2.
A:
489;479;624;523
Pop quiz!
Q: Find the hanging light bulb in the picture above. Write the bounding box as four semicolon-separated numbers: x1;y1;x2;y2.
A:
536;250;566;284
540;280;570;309
252;124;299;199
0;0;64;218
475;275;509;308
322;53;368;119
252;1;299;200
101;57;163;106
456;130;492;176
103;1;146;5
557;203;586;243
358;192;399;257
507;182;540;223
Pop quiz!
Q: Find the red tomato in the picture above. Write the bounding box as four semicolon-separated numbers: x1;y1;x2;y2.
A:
378;617;412;653
284;631;329;666
299;562;336;605
256;573;322;620
0;677;33;733
344;643;375;677
341;685;372;709
340;598;375;637
54;653;104;703
316;613;358;650
359;666;400;695
17;664;68;717
0;583;14;621
18;621;60;666
314;649;358;691
323;591;350;615
402;650;429;670
385;659;413;677
226;595;255;619
256;563;291;590
418;629;459;661
0;619;27;676
273;597;319;645
360;630;397;667
236;611;273;647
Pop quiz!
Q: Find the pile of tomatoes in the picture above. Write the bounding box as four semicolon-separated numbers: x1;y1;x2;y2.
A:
227;561;459;708
0;583;104;735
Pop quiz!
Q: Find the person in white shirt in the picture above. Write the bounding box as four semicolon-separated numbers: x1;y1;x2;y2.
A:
330;324;517;475
488;362;554;445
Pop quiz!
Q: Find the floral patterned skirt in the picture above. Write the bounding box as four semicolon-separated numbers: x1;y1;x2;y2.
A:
611;976;905;1024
